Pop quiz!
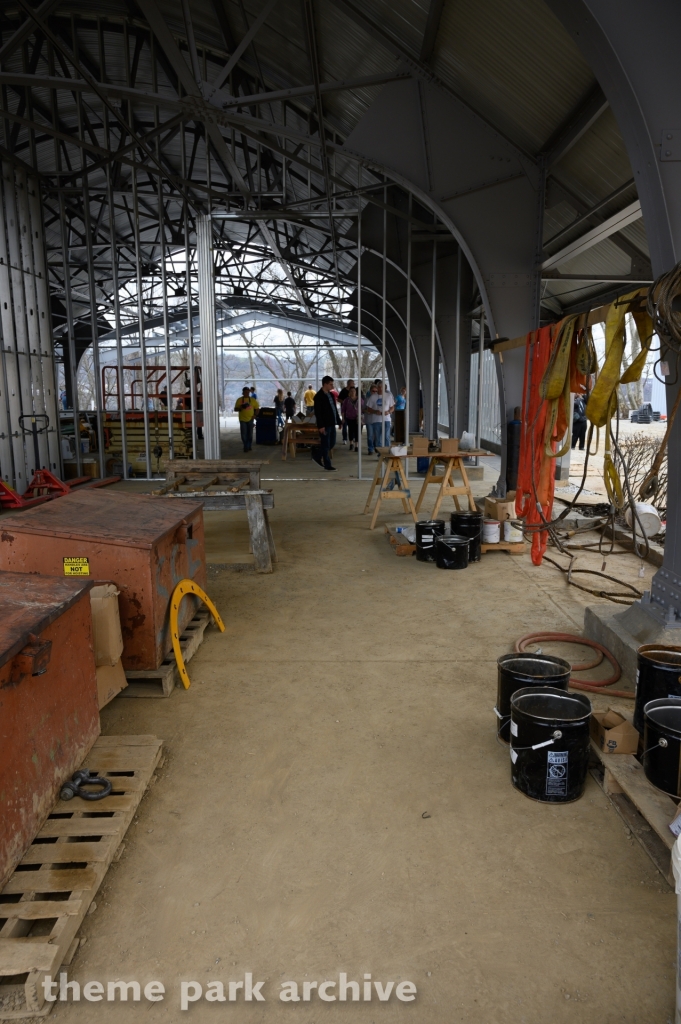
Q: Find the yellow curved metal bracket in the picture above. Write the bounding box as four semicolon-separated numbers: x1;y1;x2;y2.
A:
170;578;225;689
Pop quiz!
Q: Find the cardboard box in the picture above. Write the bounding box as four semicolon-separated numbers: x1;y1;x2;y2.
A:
590;709;639;754
90;583;124;667
484;491;517;521
96;660;128;709
440;438;459;454
411;437;430;454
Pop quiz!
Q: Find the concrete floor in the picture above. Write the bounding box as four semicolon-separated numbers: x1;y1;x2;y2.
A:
55;434;675;1024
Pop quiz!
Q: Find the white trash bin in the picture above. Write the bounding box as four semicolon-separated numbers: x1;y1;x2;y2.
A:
672;835;681;1022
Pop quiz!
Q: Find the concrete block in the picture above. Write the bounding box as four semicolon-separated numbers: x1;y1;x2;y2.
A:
583;601;678;688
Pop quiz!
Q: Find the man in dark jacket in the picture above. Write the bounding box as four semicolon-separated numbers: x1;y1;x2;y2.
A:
312;375;340;471
571;394;587;450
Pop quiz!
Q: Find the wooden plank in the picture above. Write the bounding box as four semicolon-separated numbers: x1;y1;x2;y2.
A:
1;868;98;895
0;901;82;920
161;490;274;511
491;294;650;355
590;742;677;850
245;493;272;573
481;541;525;554
120;611;211;698
82;749;160;771
0;942;59;977
20;842;114;866
49;794;136;815
92;734;161;747
0;735;161;1019
37;818;123;839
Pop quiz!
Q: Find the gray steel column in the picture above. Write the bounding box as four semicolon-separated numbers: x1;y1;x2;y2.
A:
15;170;49;472
381;188;387;441
430;236;437;437
356;170;362;480
405;193;412;459
81;176;106;478
131;169;152;478
3;163;34;485
58;191;82;477
106;167;129;479
475;313;484;456
196;213;220;459
28;175;60;473
453;248;461;437
0;169;18;485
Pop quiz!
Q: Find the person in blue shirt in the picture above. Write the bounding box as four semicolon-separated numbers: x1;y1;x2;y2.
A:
394;386;407;443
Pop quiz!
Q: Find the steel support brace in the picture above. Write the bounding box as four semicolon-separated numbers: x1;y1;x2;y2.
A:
197;214;220;459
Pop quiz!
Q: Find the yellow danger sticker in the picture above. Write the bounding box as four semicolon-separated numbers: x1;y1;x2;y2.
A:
63;557;90;576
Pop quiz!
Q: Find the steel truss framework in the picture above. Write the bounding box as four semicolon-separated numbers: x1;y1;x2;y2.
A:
0;0;479;485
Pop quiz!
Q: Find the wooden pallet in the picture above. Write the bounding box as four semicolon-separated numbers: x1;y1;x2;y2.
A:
0;735;162;1020
481;540;525;555
590;739;678;886
120;609;211;697
384;524;416;556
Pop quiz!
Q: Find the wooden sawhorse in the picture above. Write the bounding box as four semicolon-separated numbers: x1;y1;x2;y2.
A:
414;453;490;519
363;450;417;530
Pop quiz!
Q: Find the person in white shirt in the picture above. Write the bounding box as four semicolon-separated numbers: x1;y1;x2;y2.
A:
364;382;394;454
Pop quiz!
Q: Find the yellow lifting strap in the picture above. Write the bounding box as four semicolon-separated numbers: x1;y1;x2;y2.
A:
585;287;653;428
540;315;578;458
170;578;225;689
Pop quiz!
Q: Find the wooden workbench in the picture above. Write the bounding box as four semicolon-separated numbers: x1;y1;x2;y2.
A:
415;451;494;519
152;459;276;573
160;457;267;492
281;421;320;459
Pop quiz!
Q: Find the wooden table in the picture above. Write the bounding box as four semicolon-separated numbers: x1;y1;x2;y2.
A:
160;457;267;492
363;449;417;530
152;459;276;573
415;451;494;519
281;421;320;460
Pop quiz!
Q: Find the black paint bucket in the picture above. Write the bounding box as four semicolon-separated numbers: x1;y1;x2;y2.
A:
450;510;483;562
496;653;571;743
415;520;445;562
435;535;469;570
510;687;592;803
634;645;681;734
643;697;681;797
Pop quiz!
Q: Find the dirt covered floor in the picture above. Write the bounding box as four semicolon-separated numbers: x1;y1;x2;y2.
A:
54;434;675;1024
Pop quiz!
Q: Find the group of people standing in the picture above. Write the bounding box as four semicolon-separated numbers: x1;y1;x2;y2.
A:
308;376;407;470
233;378;407;462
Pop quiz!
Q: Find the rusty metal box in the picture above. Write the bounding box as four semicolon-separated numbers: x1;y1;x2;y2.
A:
0;571;100;890
0;490;205;671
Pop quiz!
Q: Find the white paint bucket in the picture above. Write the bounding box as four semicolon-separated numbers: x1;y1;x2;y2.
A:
625;502;662;539
504;520;523;542
483;519;500;543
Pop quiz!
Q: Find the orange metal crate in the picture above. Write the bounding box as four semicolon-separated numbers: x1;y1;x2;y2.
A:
0;489;205;670
0;571;99;890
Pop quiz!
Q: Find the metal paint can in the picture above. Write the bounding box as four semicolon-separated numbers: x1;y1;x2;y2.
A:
483;518;500;544
435;535;469;570
635;644;681;734
503;520;523;542
450;510;483;562
643;697;681;797
415;520;445;562
496;653;571;743
510;687;592;803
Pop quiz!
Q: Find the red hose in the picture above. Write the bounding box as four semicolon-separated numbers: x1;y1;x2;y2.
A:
514;631;633;699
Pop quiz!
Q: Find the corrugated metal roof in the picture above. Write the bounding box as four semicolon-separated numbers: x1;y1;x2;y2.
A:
1;0;647;321
432;0;594;155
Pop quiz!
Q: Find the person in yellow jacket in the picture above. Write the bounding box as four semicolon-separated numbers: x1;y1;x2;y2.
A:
234;386;259;452
304;385;316;417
